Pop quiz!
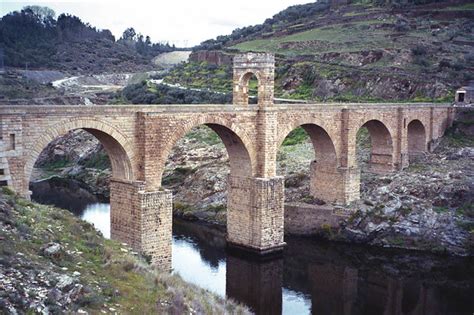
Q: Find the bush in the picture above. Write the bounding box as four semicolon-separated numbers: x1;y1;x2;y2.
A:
282;127;309;146
411;45;427;56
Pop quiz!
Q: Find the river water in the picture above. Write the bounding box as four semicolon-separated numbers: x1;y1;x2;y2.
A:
31;179;474;315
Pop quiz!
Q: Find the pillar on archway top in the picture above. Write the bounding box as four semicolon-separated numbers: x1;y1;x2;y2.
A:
233;53;275;107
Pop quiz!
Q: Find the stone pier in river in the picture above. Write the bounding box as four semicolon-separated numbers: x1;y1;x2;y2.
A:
0;53;454;269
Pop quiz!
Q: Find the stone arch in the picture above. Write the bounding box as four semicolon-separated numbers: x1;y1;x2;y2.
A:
278;123;342;202
158;115;255;184
233;53;275;107
407;119;427;160
25;118;134;186
237;71;261;105
278;123;339;166
357;119;394;173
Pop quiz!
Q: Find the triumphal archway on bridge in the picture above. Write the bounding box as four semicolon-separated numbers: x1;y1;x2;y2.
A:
0;53;454;269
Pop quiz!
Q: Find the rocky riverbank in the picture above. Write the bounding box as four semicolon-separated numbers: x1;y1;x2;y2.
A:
0;188;249;314
32;110;474;256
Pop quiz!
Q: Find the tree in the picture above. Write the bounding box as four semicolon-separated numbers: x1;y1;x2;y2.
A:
23;5;55;21
121;27;136;41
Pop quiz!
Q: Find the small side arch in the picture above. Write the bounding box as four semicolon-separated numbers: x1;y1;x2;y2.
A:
278;123;342;202
356;119;394;173
278;123;339;166
25;118;135;185
407;119;427;160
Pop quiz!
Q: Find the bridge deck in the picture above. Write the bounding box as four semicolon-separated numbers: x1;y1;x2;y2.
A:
0;102;453;114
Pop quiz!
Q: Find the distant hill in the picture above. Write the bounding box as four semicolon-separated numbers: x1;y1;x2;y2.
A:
0;7;177;74
166;0;474;102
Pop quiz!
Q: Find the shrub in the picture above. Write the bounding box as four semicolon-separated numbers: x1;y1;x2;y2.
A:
411;45;427;56
282;127;309;146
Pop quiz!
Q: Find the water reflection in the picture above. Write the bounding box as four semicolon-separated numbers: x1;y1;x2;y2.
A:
172;235;226;295
81;203;110;238
30;179;474;315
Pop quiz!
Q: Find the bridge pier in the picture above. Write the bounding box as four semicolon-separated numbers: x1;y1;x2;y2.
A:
110;179;172;270
368;153;395;174
310;161;360;204
227;175;286;254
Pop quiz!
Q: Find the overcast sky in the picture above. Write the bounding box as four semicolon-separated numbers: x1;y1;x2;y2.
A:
0;0;312;47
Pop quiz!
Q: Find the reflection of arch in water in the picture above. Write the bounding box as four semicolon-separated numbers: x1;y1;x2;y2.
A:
172;220;226;269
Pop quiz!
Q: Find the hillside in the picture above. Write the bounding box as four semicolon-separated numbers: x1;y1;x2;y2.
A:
0;7;176;74
0;188;250;314
163;0;474;102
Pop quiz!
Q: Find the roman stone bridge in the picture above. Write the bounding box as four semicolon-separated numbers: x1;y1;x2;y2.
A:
0;53;454;269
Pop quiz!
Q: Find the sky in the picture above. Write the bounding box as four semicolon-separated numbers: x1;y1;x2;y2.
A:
0;0;312;47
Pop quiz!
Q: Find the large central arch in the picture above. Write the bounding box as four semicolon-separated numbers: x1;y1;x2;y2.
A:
158;116;256;184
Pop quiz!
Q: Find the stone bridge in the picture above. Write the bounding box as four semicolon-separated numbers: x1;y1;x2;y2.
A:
0;53;454;269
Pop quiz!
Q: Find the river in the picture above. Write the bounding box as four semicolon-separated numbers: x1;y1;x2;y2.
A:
31;178;474;314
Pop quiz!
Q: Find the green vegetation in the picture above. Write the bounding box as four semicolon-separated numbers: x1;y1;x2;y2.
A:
0;6;177;72
434;206;449;214
42;158;72;171
185;126;223;146
205;204;227;215
386;236;406;246
356;127;371;150
173;201;193;213
193;0;330;51
81;151;110;170
0;75;59;100
282;127;309;146
163;62;232;93
445;3;474;10
443;122;474;148
174;0;473;103
162;167;196;186
118;80;232;104
0;188;248;313
233;20;394;56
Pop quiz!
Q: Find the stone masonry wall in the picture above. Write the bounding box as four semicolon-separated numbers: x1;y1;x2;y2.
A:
110;178;173;269
110;179;144;250
227;175;285;252
285;203;349;235
139;189;173;269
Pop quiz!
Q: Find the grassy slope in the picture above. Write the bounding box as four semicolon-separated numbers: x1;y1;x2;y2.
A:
0;188;249;314
162;1;473;102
